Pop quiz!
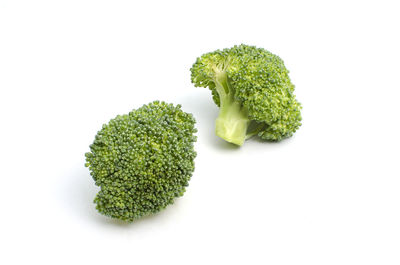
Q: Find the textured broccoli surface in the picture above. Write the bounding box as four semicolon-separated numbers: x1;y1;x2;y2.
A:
85;101;197;222
191;44;302;146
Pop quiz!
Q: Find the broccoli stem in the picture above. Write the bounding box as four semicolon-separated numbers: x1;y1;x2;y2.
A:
216;97;249;146
214;71;249;146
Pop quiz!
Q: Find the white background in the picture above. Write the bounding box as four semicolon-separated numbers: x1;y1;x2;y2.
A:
1;0;399;264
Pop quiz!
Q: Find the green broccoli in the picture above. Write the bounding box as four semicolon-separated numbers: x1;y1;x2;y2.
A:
190;44;302;146
85;101;197;222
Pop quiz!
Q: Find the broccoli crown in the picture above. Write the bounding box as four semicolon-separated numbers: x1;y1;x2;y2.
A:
191;44;302;145
85;101;197;222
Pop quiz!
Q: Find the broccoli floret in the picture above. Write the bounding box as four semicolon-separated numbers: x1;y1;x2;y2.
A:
190;44;302;146
85;101;197;222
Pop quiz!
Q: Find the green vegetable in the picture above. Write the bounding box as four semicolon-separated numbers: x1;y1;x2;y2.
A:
191;44;302;146
85;101;197;222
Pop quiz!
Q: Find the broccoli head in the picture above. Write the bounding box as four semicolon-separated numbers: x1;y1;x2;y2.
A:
191;44;302;146
85;101;197;222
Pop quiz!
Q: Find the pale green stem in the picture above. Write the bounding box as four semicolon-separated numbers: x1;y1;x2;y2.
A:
214;71;249;146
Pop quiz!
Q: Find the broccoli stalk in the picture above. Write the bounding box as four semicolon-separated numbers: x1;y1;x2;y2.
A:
214;70;249;146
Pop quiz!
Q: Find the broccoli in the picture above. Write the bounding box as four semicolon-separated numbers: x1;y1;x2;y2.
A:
190;44;302;146
85;101;197;222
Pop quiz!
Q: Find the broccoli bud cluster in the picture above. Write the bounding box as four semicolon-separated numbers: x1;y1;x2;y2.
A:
191;44;302;145
85;101;197;222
